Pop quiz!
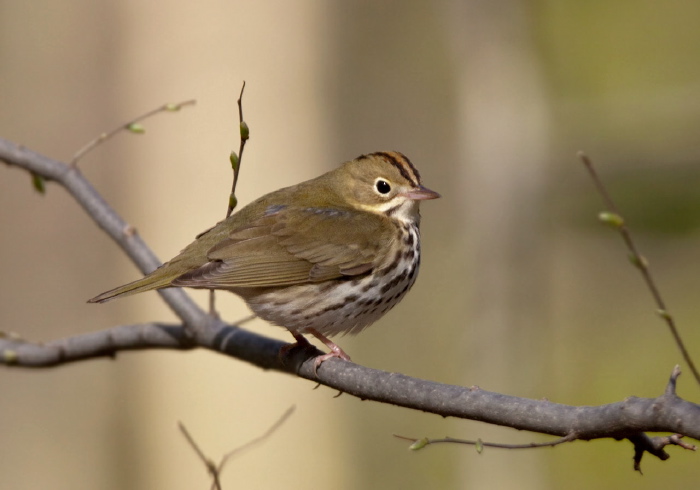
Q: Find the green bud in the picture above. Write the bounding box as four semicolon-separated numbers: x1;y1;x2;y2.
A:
31;171;46;194
409;437;429;451
165;103;179;111
240;121;249;141
598;211;624;228
656;309;672;321
230;151;239;171
229;193;238;210
3;349;18;364
628;253;648;269
127;123;145;134
475;438;484;454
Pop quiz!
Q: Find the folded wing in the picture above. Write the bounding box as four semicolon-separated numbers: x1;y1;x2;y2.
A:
172;205;393;288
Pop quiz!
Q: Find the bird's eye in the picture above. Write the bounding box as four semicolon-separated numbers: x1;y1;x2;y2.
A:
375;179;391;195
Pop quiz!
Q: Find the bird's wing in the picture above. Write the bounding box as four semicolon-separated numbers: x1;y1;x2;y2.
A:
171;205;394;288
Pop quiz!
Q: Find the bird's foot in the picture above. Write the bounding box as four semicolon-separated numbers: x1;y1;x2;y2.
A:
306;328;351;376
280;330;351;376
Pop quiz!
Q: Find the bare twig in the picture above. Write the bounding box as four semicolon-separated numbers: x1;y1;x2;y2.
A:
578;151;700;387
218;405;294;469
179;406;294;490
70;99;196;166
396;424;695;473
179;422;222;490
232;314;257;326
394;432;577;452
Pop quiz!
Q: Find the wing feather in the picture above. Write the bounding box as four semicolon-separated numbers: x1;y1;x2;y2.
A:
172;205;392;289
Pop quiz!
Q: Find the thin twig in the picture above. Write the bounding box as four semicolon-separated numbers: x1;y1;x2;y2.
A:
578;151;700;387
218;405;295;471
394;432;578;452
178;422;222;490
226;81;249;218
232;314;257;326
212;82;250;312
70;99;196;166
179;406;294;490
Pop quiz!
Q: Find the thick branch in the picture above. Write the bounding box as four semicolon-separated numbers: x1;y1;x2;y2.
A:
2;321;699;445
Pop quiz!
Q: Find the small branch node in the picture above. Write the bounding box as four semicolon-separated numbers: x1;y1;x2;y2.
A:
178;421;220;487
123;224;136;237
665;365;682;396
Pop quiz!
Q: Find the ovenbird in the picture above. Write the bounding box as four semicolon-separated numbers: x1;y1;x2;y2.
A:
89;151;439;370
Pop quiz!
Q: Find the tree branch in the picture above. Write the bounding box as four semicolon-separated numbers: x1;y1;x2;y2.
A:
578;151;700;386
1;137;699;471
70;99;196;166
179;405;295;489
0;137;207;331
2;319;700;446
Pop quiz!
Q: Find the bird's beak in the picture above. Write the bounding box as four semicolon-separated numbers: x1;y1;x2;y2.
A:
402;185;441;201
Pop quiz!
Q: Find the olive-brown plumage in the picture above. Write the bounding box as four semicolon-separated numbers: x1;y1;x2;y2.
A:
89;151;439;369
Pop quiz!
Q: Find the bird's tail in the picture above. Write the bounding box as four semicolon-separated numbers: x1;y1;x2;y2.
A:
87;269;174;304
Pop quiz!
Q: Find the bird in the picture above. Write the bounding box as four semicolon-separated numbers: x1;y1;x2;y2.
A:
89;151;440;372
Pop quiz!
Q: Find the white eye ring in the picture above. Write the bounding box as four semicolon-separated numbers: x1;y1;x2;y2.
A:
375;178;391;195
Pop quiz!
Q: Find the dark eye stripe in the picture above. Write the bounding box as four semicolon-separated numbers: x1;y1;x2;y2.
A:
358;151;421;187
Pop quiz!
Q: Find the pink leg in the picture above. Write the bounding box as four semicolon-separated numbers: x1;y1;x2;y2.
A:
306;328;352;375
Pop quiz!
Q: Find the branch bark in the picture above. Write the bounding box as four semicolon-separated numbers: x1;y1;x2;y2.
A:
1;137;698;469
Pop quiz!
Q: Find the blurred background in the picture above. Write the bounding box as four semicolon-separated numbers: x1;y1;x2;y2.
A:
2;1;700;488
